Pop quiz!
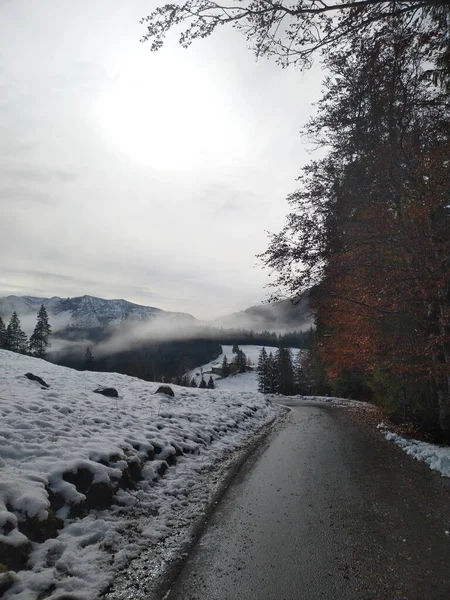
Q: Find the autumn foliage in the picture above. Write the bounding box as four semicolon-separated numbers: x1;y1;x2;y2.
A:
263;19;450;437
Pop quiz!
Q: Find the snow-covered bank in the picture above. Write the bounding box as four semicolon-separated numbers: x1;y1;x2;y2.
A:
0;350;280;599
377;423;450;478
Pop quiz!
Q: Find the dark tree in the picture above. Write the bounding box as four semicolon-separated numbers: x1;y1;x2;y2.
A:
265;351;279;394
140;0;449;85
257;347;268;393
294;350;310;395
84;347;94;370
29;305;52;358
190;378;198;387
199;375;207;388
207;375;215;389
232;344;240;354
6;312;28;354
0;316;6;349
221;355;230;378
276;346;295;395
235;349;247;373
180;373;190;387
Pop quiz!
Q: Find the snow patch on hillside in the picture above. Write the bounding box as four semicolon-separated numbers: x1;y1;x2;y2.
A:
0;350;279;599
190;345;303;392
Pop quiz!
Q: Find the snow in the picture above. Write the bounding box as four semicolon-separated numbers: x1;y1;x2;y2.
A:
0;349;280;599
190;345;303;392
377;423;450;478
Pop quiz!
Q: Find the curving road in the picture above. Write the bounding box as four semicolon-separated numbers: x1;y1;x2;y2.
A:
164;400;450;600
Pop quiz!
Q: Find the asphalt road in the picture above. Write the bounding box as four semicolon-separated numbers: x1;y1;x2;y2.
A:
165;400;450;600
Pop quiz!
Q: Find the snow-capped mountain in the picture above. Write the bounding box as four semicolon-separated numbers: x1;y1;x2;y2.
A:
0;294;195;330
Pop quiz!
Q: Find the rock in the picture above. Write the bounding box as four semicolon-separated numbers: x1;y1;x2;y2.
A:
0;572;16;596
93;387;118;398
155;385;175;397
0;539;31;571
25;373;50;388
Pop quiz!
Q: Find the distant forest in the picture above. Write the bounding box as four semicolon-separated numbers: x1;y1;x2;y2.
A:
49;326;310;382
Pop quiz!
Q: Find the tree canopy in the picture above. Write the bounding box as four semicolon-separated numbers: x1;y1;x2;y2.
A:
141;0;449;85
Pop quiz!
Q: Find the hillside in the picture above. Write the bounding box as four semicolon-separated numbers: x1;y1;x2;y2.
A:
0;350;279;599
216;293;312;333
189;345;304;393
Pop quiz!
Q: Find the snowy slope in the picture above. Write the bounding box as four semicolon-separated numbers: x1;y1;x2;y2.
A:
0;350;279;599
190;345;303;392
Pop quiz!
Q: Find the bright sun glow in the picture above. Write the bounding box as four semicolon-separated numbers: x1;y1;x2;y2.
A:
95;51;250;171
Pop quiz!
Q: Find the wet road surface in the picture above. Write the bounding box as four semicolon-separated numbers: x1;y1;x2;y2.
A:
165;400;450;600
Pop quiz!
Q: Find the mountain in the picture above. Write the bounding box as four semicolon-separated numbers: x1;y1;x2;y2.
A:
216;293;313;333
0;295;196;331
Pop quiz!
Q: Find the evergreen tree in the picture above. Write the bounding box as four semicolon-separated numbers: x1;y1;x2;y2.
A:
221;355;230;378
232;344;239;354
199;376;207;389
6;312;28;354
0;316;6;349
294;350;310;395
266;352;278;394
235;349;247;373
84;347;94;370
29;305;52;358
180;373;190;387
276;346;295;396
257;347;268;393
207;375;215;389
190;378;198;387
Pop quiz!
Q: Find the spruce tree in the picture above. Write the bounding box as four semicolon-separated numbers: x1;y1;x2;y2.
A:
0;316;6;349
6;312;28;354
232;344;239;354
276;346;295;396
221;355;230;378
207;375;215;389
266;352;278;394
257;347;268;393
294;350;310;395
190;378;198;387
199;376;207;389
29;305;52;358
235;349;247;373
84;347;94;370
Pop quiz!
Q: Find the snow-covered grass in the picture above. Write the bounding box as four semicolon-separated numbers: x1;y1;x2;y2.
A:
190;345;304;392
0;350;280;599
377;423;450;478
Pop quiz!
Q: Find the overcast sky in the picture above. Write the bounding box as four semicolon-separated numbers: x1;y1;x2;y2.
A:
0;0;323;319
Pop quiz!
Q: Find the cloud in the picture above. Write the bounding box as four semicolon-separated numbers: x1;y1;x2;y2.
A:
0;0;324;319
2;167;78;184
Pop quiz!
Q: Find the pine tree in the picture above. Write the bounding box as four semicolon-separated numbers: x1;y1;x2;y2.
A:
84;347;94;370
294;350;310;395
232;344;239;354
235;349;247;373
199;376;207;389
257;347;268;393
180;373;190;387
0;316;6;349
190;378;198;387
29;305;52;358
6;312;28;354
276;346;295;396
207;375;215;389
266;352;278;394
221;355;230;378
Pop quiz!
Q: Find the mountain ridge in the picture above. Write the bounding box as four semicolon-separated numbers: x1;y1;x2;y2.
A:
0;294;195;330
